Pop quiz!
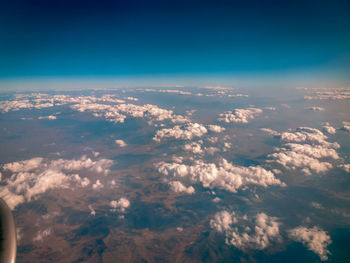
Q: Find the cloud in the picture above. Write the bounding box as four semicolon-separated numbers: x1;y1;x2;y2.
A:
184;142;203;154
339;164;350;172
0;155;113;209
88;205;96;216
342;121;350;132
207;125;226;133
92;179;104;190
143;88;192;95
33;228;52;242
169;181;195;194
110;197;130;213
288;226;331;261
153;123;208;142
322;123;336;134
156;158;285;193
218;108;263;123
305;107;325;111
268;127;341;175
210;211;282;250
260;128;280;136
302;87;350;100
115;139;127;147
38;115;57;120
124;97;139;101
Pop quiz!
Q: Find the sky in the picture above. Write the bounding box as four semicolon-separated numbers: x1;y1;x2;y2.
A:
0;0;350;83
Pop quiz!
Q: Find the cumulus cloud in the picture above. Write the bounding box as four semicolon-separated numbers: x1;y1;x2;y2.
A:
268;127;341;175
183;142;203;154
124;97;139;101
207;125;226;133
88;204;96;216
322;123;336;134
288;226;331;261
115;139;127;147
218;108;263;123
260;128;280;136
38;115;57;120
92;179;104;190
0;155;113;209
143;88;192;95
110;197;130;213
33;228;52;242
210;211;282;250
156;158;285;193
305;107;325;111
339;164;350;172
169;181;195;194
302;87;350;100
342;121;350;132
153;123;207;142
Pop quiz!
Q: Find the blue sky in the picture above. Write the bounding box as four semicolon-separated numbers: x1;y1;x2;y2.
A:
0;0;349;82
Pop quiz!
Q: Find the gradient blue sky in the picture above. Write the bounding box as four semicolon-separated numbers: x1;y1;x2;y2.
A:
0;0;349;82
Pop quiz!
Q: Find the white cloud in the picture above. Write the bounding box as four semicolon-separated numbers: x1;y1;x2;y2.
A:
322;123;336;134
288;226;331;261
88;204;96;216
92;179;103;190
124;97;139;101
260;128;280;136
339;164;350;172
153;123;207;142
156;158;285;193
207;125;226;133
110;197;130;213
169;181;195;194
115;139;127;147
268;127;341;175
38;115;57;120
33;228;52;242
218;108;263;123
184;142;203;154
305;107;325;111
302;87;350;100
342;121;350;132
0;155;113;209
210;211;282;250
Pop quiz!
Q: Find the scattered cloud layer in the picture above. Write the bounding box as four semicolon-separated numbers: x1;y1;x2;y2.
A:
218;108;263;123
268;127;341;175
0;155;113;209
156;158;285;194
288;226;331;261
301;87;350;100
110;197;130;213
210;210;282;250
153;123;207;142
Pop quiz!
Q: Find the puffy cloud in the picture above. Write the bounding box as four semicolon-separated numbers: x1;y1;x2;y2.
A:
342;121;350;132
143;89;192;95
92;179;104;190
207;125;226;133
169;181;195;194
115;139;127;147
38;115;57;120
33;228;52;242
302;87;350;100
153;123;207;142
110;197;130;213
260;128;280;136
288;226;331;261
305;107;325;111
0;156;113;209
339;164;350;172
124;97;139;101
218;108;263;123
184;142;203;154
268;127;340;175
88;205;96;216
156;158;285;193
322;123;336;134
210;211;282;250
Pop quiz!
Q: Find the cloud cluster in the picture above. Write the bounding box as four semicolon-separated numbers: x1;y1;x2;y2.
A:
153;123;207;142
156;158;285;194
115;139;127;147
207;125;226;133
268;127;340;175
322;123;336;134
301;87;350;100
168;181;195;194
38;115;57;120
0;93;189;126
110;197;130;213
288;226;331;261
211;210;332;260
218;108;263;123
142;88;192;95
305;106;325;111
342;121;350;132
210;211;282;250
0;155;113;209
33;228;52;242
